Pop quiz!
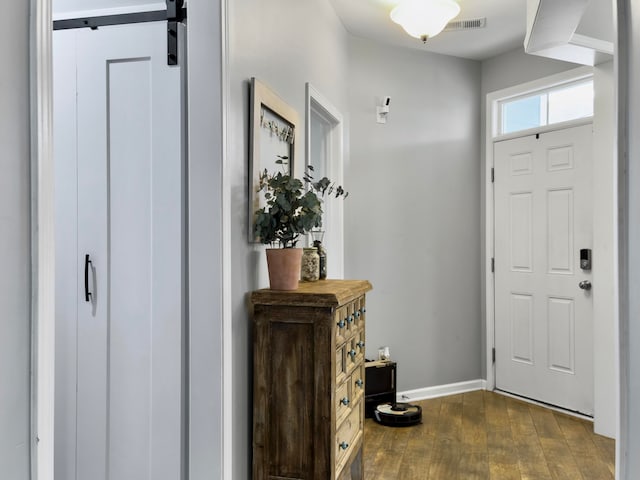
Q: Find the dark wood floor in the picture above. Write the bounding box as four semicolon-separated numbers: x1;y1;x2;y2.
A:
363;390;615;480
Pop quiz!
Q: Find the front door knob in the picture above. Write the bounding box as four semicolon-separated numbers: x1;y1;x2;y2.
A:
579;280;592;291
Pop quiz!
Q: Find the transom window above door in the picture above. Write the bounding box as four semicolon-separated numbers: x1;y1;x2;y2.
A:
498;78;594;135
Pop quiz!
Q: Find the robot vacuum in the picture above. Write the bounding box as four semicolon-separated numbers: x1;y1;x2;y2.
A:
373;402;422;427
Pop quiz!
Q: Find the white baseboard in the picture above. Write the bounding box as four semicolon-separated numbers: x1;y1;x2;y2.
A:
396;379;487;402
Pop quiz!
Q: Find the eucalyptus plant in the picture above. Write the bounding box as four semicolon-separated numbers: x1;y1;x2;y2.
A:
254;157;347;248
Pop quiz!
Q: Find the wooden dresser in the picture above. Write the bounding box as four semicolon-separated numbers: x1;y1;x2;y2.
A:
251;279;372;480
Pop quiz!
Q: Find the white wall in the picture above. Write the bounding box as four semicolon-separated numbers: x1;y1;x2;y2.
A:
0;2;31;478
227;1;349;477
186;0;225;478
576;0;614;42
345;35;482;391
592;60;617;439
621;0;640;476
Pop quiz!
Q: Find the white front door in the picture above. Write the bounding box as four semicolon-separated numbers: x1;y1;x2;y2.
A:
54;22;185;480
494;124;594;415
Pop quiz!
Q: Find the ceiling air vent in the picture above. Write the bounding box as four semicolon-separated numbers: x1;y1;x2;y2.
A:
444;17;487;32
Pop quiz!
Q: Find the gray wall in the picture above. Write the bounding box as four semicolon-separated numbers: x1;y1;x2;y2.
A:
0;1;31;478
227;0;349;477
481;47;580;95
345;35;482;391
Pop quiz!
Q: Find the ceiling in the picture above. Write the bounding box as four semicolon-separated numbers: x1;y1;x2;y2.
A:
53;0;526;61
328;0;528;61
53;0;611;62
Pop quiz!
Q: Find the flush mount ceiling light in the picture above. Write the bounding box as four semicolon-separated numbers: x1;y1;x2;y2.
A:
390;0;461;43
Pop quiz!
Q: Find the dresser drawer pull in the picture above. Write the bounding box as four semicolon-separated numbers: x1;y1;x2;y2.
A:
340;397;350;406
348;349;357;359
337;319;345;329
357;341;365;349
362;307;366;313
356;379;364;388
355;310;361;318
339;441;349;451
347;315;354;324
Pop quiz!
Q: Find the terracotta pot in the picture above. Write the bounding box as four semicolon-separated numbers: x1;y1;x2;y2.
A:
265;248;303;290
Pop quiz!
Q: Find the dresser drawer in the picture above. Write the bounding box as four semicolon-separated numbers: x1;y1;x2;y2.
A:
345;301;356;331
345;340;358;375
335;401;363;475
335;305;349;344
351;364;365;405
336;379;352;425
336;346;347;385
354;331;365;363
336;298;366;343
352;296;366;331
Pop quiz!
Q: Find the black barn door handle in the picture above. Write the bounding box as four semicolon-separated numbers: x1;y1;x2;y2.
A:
84;254;93;302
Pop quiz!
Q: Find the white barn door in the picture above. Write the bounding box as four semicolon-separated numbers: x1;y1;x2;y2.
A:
494;124;594;415
54;22;185;480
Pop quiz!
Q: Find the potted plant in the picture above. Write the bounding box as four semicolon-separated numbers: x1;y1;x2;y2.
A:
254;157;346;290
303;167;348;280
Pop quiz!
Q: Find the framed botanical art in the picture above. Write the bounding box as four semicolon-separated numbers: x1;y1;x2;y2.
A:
249;77;300;242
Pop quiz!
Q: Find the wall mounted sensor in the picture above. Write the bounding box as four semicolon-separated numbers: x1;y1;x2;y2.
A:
376;96;391;123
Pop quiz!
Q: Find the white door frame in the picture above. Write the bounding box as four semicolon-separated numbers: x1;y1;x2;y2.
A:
485;66;594;390
31;0;55;477
484;65;617;433
305;83;345;278
31;1;229;479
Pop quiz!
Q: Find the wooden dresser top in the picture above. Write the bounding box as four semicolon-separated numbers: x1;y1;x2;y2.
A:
251;279;372;307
